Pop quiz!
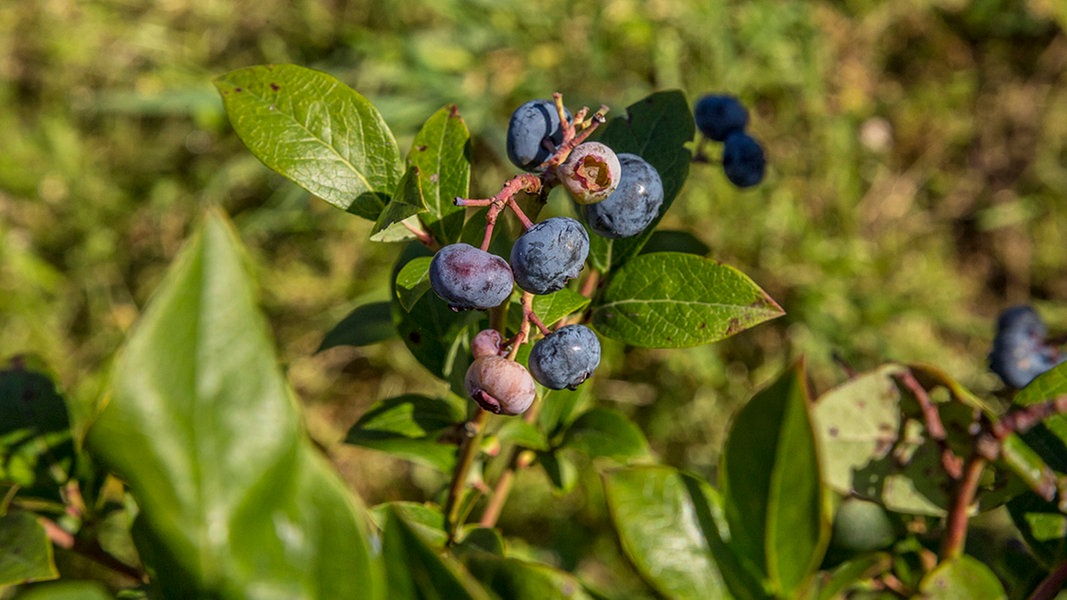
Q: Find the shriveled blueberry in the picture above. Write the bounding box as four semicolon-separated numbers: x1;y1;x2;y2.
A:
510;217;589;295
581;153;664;238
472;329;505;359
429;243;514;311
528;324;601;390
465;356;536;416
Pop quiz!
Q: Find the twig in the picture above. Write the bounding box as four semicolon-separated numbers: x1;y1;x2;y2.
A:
939;454;986;560
1030;559;1067;600
444;409;490;543
894;370;963;479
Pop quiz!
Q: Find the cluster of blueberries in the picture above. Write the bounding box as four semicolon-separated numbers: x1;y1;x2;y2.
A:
430;97;669;415
989;305;1065;389
694;94;766;188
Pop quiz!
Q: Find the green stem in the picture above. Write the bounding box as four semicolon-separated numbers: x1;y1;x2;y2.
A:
444;408;489;544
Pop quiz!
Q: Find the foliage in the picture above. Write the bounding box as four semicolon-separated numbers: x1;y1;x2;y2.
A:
4;1;1067;598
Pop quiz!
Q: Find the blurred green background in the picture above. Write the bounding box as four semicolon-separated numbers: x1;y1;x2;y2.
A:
3;0;1067;593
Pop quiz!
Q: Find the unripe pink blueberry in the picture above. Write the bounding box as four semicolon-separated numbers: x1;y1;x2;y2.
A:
557;141;622;205
464;356;536;416
471;329;505;359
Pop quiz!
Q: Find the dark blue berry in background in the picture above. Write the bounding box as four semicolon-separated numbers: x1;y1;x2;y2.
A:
694;94;749;142
506;99;570;172
510;217;589;295
988;305;1065;389
528;324;602;390
581;153;664;239
722;132;766;188
429;243;514;311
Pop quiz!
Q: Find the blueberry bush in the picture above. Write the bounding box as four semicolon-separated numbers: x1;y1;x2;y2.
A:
5;42;1067;599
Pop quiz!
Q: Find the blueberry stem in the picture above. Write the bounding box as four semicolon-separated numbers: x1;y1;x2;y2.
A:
479;393;543;529
444;407;490;544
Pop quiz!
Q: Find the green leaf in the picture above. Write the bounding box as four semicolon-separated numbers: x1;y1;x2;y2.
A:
88;209;383;599
408;104;471;244
214;64;402;220
0;356;73;497
640;230;711;256
815;553;892;600
381;506;492;600
494;419;549;452
316;301;396;352
506;288;590;333
603;465;745;600
395;256;434;312
1007;491;1067;567
371;166;426;242
588;90;695;271
345;395;464;473
1012;362;1067;472
538;451;578;493
0;510;57;586
537;387;590;441
591;252;783;348
721;362;829;596
370;501;447;547
917;555;1006;600
561;408;649;463
462;550;595;600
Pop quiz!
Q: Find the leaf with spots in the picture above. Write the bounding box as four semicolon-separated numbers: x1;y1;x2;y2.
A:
408;104;471;244
215;64;402;220
590;252;782;348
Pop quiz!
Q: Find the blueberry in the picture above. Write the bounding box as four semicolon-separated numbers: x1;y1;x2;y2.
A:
722;132;766;188
472;329;505;359
989;305;1065;389
429;243;514;311
557;142;622;205
694;94;749;142
510;217;589;295
528;324;601;390
581;153;664;238
506;99;571;172
465;356;537;415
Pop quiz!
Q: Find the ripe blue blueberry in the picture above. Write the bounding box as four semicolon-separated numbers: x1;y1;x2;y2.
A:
694;94;749;142
722;132;766;188
989;305;1065;389
528;324;601;390
510;217;589;295
506;99;571;172
429;243;514;311
557;142;622;205
580;153;664;238
465;356;536;416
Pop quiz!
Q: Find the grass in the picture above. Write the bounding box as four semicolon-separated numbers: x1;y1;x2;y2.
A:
3;0;1067;595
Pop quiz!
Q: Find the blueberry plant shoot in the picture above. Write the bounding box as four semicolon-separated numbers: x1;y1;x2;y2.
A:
8;65;1067;600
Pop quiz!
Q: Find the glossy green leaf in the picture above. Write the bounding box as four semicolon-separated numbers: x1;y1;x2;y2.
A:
917;555;1006;599
345;394;464;473
381;505;492;600
603;465;741;600
395;255;434;312
316;301;396;352
588;90;694;271
561;408;649;462
721;362;828;596
506;288;591;334
494;419;549;452
538;451;578;493
639;230;711;257
1012;362;1067;473
0;356;73;496
214;64;402;219
1007;491;1067;567
462;550;595;600
591;252;783;348
408;104;471;244
0;510;57;585
537;387;590;440
371;166;426;242
370;501;447;547
88;209;383;599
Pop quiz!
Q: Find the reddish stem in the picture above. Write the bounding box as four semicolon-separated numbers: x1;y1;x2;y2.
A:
1030;559;1067;600
939;454;987;560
